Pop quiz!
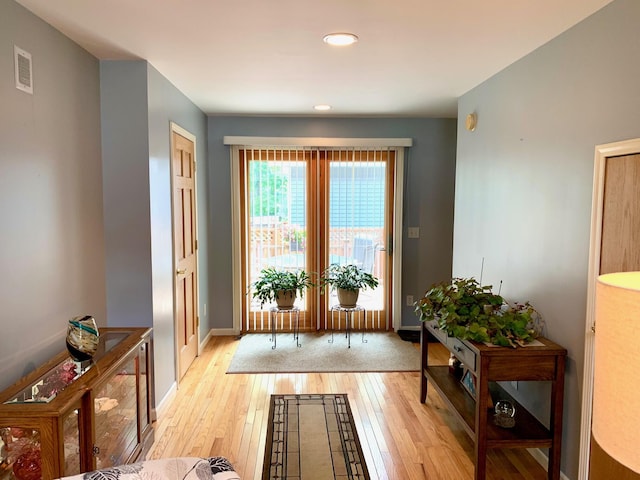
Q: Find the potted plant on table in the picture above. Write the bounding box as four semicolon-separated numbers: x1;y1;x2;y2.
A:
413;277;542;347
251;268;315;309
320;263;379;308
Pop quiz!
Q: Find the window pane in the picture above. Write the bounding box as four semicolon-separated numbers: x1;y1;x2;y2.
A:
248;157;308;311
328;155;385;311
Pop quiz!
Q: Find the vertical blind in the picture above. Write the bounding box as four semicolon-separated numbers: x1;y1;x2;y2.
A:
241;146;393;333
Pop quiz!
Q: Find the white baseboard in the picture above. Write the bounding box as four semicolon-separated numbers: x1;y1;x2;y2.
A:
200;329;213;351
209;328;241;337
398;325;421;330
528;448;570;480
155;381;177;421
199;328;239;352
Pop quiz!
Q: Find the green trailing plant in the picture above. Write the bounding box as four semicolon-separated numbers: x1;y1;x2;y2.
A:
320;263;379;293
413;277;542;348
250;268;315;308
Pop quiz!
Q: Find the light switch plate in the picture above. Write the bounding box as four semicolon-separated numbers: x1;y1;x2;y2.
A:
408;227;420;238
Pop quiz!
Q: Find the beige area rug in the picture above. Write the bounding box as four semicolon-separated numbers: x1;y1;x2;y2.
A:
227;332;420;374
263;394;370;480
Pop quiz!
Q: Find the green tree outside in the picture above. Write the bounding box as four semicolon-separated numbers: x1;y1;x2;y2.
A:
249;161;289;219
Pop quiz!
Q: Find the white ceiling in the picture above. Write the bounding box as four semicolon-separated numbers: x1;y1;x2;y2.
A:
17;0;614;117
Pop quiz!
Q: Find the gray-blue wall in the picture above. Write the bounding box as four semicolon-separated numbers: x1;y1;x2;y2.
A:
100;60;208;402
11;1;633;474
147;63;209;399
207;116;457;330
100;61;152;329
0;0;105;390
455;0;640;477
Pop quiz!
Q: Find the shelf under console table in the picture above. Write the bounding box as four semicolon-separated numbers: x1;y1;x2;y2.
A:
420;320;566;480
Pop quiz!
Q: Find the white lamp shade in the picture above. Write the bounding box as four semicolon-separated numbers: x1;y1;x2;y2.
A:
593;271;640;473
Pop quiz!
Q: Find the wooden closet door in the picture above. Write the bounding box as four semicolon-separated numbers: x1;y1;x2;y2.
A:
590;152;640;480
599;154;640;274
172;130;198;380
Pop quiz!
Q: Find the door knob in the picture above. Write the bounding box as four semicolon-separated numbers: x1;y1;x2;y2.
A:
176;269;186;275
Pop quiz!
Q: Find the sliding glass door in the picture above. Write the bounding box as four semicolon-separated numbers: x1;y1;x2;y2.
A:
320;150;392;331
241;149;314;332
240;147;394;333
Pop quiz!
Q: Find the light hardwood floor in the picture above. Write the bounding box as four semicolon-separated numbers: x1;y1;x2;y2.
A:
147;335;549;479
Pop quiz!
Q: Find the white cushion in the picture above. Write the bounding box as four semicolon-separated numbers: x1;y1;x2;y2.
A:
57;457;240;480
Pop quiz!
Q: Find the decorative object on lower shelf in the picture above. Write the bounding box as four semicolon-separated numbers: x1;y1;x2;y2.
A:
65;315;99;361
494;400;516;428
12;449;41;480
448;354;463;380
460;367;476;399
0;427;41;480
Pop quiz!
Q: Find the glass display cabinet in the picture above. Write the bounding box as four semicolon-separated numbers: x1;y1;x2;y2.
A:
0;328;153;480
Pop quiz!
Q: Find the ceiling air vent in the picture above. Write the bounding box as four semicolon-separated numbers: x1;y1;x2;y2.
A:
14;46;33;94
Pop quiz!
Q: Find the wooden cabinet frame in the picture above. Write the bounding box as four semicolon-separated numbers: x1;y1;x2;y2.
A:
0;328;154;480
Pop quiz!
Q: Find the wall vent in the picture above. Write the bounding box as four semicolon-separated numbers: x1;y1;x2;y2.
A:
14;46;33;94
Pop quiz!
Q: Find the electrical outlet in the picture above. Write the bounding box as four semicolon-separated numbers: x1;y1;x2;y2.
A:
406;295;414;306
408;227;420;238
511;381;518;390
203;303;207;316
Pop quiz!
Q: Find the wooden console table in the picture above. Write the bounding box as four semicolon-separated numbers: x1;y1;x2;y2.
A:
420;320;566;480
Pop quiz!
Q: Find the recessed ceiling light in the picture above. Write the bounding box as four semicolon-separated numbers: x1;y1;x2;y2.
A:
314;104;331;111
322;33;358;46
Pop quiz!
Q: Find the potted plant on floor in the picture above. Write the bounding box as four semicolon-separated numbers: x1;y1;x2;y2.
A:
251;268;315;309
413;277;542;347
320;263;379;308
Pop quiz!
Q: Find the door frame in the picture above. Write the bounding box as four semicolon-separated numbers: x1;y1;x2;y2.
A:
169;122;201;385
578;137;640;479
226;136;412;334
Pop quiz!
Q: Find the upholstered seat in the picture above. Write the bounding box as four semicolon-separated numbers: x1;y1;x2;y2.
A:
57;457;240;480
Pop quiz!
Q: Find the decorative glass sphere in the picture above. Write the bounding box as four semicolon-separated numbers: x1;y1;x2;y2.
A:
495;400;516;417
494;400;516;428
